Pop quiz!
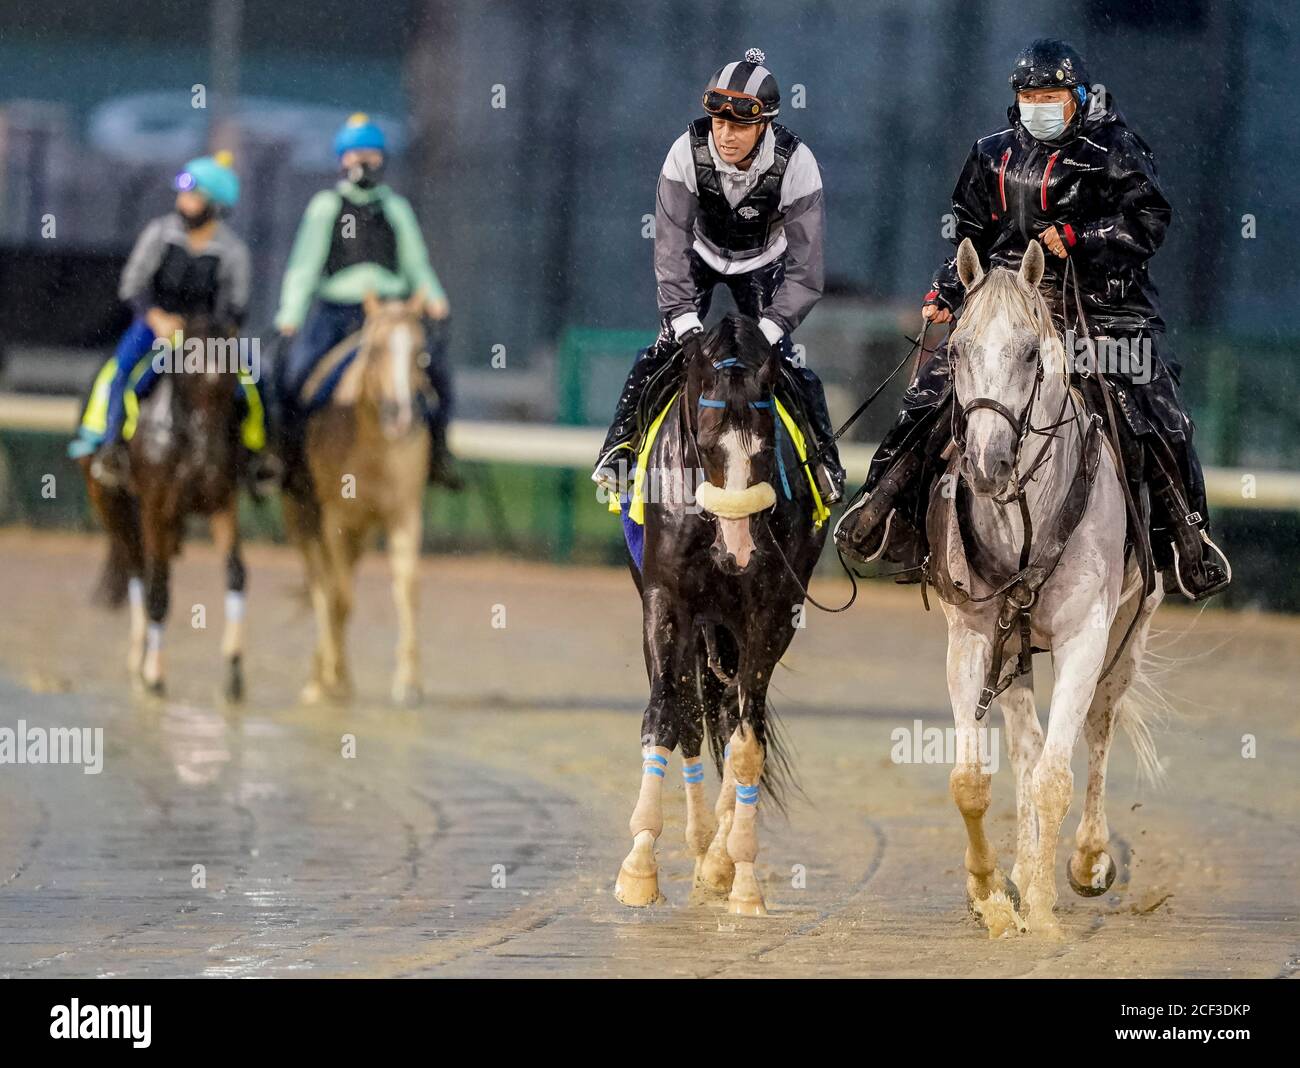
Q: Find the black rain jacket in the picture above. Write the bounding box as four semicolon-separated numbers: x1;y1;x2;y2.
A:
929;90;1170;338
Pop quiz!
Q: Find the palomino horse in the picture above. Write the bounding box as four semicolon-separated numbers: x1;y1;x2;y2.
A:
614;314;826;916
79;314;250;701
281;293;430;705
927;238;1163;938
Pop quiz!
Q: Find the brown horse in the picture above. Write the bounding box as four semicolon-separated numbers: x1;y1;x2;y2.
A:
79;314;250;700
281;293;430;705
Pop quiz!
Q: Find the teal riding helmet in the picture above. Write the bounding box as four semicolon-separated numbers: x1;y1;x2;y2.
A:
333;112;387;157
174;151;240;208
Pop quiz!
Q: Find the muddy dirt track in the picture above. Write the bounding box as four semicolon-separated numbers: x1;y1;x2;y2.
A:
0;528;1295;978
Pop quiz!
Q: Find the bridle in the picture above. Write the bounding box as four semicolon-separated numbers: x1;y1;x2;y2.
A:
949;277;1078;508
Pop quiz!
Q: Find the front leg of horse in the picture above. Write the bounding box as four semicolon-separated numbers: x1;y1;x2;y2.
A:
724;720;767;916
212;507;246;704
1026;630;1109;938
141;555;170;697
998;677;1044;897
946;620;1026;938
615;735;673;907
698;743;737;896
126;576;147;681
386;507;423;706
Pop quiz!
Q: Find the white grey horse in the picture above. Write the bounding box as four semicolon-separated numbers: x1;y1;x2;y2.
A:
932;238;1164;939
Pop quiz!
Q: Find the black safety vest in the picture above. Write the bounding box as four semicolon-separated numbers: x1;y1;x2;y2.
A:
152;243;221;316
324;195;399;277
689;117;800;259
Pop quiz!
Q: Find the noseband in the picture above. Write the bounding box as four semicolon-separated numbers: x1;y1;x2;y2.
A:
693;357;793;502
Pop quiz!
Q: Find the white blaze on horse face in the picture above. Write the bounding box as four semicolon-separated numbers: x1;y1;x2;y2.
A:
717;427;761;568
388;322;414;437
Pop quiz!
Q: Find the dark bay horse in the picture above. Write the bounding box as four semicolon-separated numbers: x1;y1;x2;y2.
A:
614;313;827;916
79;314;250;700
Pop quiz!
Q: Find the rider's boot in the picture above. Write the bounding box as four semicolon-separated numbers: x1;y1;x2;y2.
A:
592;337;679;494
91;439;131;490
834;449;926;566
792;371;845;505
1149;463;1231;601
428;423;465;491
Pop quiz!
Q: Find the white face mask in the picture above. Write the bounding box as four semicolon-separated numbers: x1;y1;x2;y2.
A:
1019;100;1068;141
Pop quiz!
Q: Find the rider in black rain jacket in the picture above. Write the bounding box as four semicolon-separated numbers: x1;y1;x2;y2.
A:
834;38;1230;601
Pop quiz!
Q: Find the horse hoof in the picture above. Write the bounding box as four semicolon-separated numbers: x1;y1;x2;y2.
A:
391;682;424;708
967;872;1027;938
1067;850;1116;897
726;896;768;917
225;663;245;705
614;865;665;907
691;856;731;899
698;844;735;895
143;678;165;698
299;682;323;706
727;863;767;917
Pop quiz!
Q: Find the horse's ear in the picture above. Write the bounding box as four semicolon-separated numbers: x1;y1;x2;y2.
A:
363;291;382;318
956;238;984;290
1020;240;1045;289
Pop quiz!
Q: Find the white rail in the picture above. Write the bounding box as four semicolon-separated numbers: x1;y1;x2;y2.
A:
3;392;1297;511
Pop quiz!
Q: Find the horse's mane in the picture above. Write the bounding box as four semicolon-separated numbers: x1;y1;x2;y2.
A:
951;268;1068;378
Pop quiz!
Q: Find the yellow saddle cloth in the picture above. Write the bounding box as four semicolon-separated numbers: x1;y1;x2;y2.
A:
608;392;829;529
71;357;265;456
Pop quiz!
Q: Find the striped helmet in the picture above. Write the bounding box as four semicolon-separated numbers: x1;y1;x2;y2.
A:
702;47;780;125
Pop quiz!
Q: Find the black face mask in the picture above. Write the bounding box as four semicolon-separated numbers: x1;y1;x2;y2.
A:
180;203;216;230
345;160;385;189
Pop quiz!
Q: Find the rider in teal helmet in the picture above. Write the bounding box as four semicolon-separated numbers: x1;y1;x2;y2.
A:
272;113;461;489
93;152;265;489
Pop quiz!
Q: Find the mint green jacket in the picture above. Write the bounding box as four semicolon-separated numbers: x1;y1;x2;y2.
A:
274;181;446;330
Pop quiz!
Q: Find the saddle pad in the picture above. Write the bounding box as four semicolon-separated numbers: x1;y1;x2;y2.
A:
610;391;829;568
69;357;265;459
299;330;365;414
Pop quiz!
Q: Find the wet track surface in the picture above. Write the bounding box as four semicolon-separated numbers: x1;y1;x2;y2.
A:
0;530;1296;977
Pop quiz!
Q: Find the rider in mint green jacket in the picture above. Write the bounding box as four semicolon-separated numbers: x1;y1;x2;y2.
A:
273;113;460;488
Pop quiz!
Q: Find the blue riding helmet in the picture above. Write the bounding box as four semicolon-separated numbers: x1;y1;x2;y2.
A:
174;151;240;208
333;113;387;157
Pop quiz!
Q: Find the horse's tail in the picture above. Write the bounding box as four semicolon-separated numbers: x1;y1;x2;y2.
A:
1114;601;1187;788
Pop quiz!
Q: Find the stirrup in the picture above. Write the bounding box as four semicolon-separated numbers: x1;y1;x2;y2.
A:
1169;530;1232;601
834;499;896;564
592;442;634;494
814;462;845;506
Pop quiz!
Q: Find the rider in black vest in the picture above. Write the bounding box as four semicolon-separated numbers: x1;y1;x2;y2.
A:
834;39;1230;601
594;48;844;504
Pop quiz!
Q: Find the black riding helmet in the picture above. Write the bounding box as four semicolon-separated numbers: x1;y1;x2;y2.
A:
702;47;780;125
1009;38;1090;92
